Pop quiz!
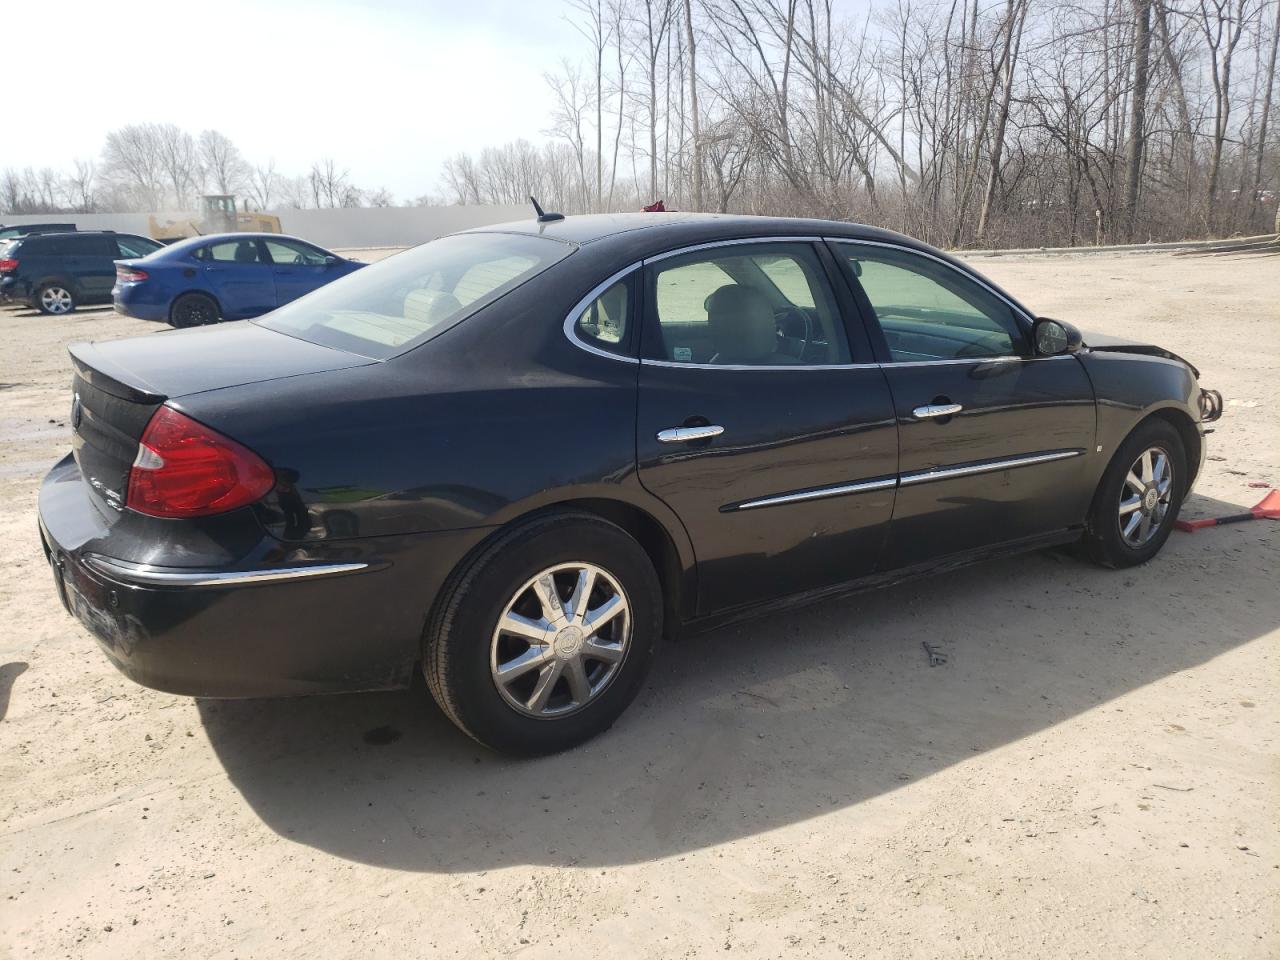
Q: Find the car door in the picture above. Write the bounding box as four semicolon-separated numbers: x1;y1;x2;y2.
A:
69;235;118;300
195;239;278;318
263;238;336;306
828;240;1097;569
635;239;899;616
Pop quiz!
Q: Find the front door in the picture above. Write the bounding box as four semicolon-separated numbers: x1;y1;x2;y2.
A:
70;234;119;300
829;240;1097;569
263;238;333;305
196;239;278;318
635;240;899;615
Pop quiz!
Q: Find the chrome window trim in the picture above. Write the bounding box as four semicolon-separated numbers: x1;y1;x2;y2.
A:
898;449;1084;487
562;264;642;364
84;555;370;588
730;476;897;511
824;237;1036;326
642;235;824;264
640;359;881;372
884;354;1074;368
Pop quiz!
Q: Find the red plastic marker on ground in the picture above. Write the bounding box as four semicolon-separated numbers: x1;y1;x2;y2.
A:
1175;489;1280;532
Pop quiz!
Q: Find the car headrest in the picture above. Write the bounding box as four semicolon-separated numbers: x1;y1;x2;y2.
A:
234;242;257;263
705;284;776;362
404;288;462;327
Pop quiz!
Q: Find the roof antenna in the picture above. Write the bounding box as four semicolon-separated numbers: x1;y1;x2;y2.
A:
529;196;564;224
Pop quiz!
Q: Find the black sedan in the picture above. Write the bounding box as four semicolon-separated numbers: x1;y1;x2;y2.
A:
38;214;1223;755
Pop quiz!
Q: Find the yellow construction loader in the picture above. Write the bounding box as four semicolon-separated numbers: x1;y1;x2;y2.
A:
149;195;282;243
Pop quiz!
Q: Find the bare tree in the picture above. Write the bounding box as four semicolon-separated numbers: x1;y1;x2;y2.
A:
246;159;279;211
102;124;167;210
67;159;97;212
154;123;201;209
199;130;249;196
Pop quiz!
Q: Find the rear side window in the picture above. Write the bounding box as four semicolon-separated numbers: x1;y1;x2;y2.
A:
74;236;119;257
571;276;632;356
646;242;851;366
255;232;574;360
23;237;56;255
197;240;264;263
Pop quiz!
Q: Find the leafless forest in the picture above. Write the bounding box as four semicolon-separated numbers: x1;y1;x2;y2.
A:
3;0;1276;248
447;0;1280;246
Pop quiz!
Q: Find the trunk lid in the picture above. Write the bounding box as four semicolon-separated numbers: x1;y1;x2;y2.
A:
68;322;375;512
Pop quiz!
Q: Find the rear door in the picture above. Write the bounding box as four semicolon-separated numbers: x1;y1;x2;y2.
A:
195;239;277;318
829;240;1097;569
263;238;334;305
635;239;899;615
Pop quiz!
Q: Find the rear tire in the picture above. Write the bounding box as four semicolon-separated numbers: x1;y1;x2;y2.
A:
36;284;75;315
170;293;220;328
425;512;662;756
1082;418;1186;568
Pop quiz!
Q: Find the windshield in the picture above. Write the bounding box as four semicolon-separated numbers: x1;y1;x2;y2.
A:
254;232;574;359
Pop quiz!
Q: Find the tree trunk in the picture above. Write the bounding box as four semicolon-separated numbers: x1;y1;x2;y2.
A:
684;0;702;211
976;0;1029;241
1123;0;1152;240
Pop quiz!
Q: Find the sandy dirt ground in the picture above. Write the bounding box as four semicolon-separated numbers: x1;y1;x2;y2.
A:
0;248;1276;959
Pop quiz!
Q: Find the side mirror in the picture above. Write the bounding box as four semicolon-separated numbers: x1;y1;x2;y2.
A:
1033;317;1083;356
324;255;339;267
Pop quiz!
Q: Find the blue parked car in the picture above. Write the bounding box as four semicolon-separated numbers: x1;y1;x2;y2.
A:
113;233;364;327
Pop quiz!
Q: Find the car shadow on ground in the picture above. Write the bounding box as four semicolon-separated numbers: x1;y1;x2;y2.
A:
198;492;1277;873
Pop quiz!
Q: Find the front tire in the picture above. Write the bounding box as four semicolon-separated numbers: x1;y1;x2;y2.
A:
169;292;220;328
36;284;75;315
425;512;662;756
1082;418;1186;568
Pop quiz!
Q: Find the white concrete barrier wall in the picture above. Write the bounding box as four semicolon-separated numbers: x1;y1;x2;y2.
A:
0;204;531;249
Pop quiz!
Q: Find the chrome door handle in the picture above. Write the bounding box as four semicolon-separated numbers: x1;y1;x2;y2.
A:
657;425;725;443
912;403;963;420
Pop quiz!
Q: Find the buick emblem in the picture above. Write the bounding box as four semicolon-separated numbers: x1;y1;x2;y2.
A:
70;393;82;430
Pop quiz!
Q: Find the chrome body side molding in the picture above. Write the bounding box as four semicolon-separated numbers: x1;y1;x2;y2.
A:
84;556;371;588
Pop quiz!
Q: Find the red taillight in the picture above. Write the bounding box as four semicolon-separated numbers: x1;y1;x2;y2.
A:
116;265;148;282
0;258;17;273
127;406;274;518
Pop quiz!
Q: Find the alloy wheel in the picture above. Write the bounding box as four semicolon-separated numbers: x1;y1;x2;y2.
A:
41;287;73;314
1118;445;1174;547
489;561;631;718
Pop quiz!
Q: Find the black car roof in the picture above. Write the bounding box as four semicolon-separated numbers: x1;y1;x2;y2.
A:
467;211;944;257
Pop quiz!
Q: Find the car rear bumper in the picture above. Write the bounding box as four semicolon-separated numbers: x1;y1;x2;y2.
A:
0;277;31;304
38;454;488;698
112;286;170;322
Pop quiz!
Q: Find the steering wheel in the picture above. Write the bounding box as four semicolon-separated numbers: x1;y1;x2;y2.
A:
774;306;815;360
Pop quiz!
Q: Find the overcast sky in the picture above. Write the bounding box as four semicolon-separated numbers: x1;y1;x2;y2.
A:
6;0;582;200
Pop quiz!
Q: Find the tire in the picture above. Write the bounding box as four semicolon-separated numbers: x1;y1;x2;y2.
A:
169;293;220;328
1082;418;1186;568
36;284;75;316
425;512;662;756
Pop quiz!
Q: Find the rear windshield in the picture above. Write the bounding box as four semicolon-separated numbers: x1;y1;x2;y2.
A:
254;232;574;359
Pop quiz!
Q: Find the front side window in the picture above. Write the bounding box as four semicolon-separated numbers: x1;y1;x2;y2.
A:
116;236;161;259
256;232;573;359
264;239;329;265
646;243;850;366
840;245;1027;362
571;277;632;355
